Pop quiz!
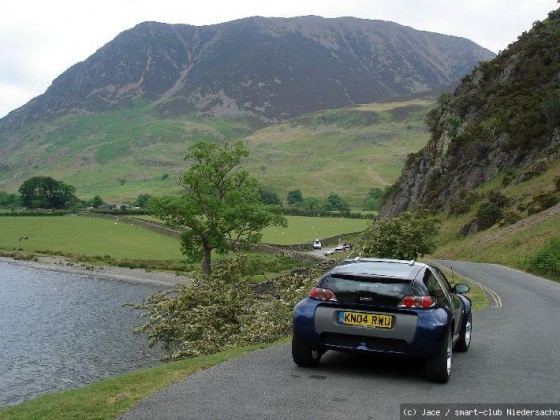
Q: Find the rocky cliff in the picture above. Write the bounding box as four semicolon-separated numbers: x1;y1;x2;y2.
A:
381;8;560;217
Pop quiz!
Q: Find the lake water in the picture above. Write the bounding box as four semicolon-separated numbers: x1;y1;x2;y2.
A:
0;261;165;406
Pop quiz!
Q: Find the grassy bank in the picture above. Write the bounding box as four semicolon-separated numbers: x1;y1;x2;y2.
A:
0;342;280;420
432;159;560;280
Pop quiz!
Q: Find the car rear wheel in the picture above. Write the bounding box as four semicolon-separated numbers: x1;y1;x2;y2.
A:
292;336;322;367
454;311;472;352
425;328;452;383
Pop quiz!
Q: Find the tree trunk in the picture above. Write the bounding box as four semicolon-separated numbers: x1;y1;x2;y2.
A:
201;244;212;276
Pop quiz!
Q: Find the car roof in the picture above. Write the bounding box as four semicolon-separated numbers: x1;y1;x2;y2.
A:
332;258;427;280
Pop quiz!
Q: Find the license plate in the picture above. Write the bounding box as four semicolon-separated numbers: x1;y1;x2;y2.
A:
339;311;393;329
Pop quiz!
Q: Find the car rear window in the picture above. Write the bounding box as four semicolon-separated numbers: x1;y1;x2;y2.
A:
333;261;416;278
325;276;412;296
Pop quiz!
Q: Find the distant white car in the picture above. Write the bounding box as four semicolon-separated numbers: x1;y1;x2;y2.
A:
313;240;322;250
335;243;352;252
325;243;352;256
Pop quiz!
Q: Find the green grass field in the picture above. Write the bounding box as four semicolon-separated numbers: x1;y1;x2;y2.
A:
260;216;368;244
0;215;368;262
0;216;185;262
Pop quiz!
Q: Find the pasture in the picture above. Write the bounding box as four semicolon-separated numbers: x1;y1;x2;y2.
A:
0;215;368;262
0;216;184;262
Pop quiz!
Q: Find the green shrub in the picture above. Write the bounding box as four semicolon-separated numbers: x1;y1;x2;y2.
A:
476;202;503;230
358;207;441;260
528;237;560;279
500;210;522;226
527;192;559;215
502;169;516;187
487;190;509;208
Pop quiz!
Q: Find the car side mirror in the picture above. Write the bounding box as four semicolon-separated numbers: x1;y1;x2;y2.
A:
453;284;470;294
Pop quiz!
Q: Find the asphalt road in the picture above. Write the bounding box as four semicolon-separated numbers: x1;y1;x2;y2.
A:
123;261;560;420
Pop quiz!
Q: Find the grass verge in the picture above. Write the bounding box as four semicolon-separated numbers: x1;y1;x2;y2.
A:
0;341;284;420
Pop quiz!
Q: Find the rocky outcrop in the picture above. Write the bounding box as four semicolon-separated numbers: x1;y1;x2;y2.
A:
380;8;560;217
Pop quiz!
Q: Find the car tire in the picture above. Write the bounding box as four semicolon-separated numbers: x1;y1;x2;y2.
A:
454;311;472;352
425;328;452;383
292;336;322;367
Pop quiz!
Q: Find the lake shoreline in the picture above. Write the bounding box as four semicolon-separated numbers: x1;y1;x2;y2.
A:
0;255;191;288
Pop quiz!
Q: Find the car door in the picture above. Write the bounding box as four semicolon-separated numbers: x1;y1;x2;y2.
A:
422;268;462;339
432;267;464;339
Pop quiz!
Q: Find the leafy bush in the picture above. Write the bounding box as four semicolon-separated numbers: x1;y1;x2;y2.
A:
363;187;384;212
500;210;522;226
502;169;516;187
476;202;503;230
527;192;559;215
358;207;441;260
448;189;480;215
129;257;333;361
487;190;509;208
528;237;560;279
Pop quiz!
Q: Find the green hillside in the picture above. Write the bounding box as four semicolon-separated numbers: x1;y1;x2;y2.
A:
433;159;560;280
0;98;432;207
243;100;431;206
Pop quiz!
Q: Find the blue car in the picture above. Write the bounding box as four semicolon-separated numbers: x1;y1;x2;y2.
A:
292;258;472;383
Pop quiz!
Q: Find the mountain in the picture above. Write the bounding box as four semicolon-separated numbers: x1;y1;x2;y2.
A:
380;8;560;217
1;16;493;129
0;16;494;200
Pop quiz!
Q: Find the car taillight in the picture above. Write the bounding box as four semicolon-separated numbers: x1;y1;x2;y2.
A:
398;295;434;309
309;287;337;302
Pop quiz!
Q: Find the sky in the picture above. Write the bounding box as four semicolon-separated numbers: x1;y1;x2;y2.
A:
1;0;557;119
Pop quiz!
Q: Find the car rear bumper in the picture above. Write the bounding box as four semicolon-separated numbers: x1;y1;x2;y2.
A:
293;299;450;360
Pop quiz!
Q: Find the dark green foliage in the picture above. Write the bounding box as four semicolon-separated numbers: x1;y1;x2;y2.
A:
476;202;503;230
18;176;78;209
487;190;509;208
134;193;153;208
91;195;103;208
324;193;350;212
527;192;559;215
358;206;441;260
444;116;461;141
528;237;560;279
258;187;282;206
424;106;443;134
287;190;304;205
502;169;516;187
149;141;286;275
363;187;384;211
555;176;560;191
301;197;321;211
448;189;480;215
541;90;560;129
0;191;20;208
500;210;522;225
